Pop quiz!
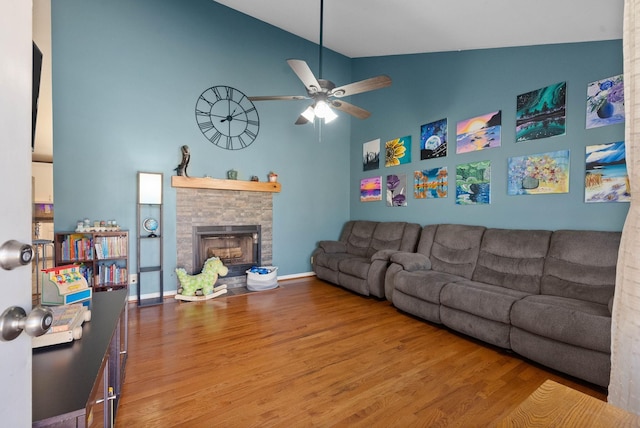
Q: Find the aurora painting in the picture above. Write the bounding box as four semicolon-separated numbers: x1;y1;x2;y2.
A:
516;82;566;142
386;174;407;207
586;75;625;129
455;161;491;205
414;167;448;199
585;141;630;203
420;118;447;160
360;176;382;202
456;111;501;154
385;136;412;167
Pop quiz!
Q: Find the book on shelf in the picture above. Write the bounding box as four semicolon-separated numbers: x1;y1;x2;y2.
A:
61;234;93;261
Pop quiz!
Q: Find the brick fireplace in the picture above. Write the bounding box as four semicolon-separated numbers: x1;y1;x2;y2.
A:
174;177;277;288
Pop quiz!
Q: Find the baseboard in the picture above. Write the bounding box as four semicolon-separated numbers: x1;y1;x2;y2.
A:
128;272;317;302
278;271;316;280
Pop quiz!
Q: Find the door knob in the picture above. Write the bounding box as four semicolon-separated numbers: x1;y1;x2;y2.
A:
0;240;33;270
0;305;53;341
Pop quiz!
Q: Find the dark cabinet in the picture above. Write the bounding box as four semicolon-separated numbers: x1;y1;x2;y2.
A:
33;289;128;427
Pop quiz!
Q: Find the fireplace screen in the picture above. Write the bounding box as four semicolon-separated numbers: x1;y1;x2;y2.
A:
193;225;261;277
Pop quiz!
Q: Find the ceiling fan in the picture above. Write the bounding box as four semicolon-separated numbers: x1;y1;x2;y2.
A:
248;0;391;125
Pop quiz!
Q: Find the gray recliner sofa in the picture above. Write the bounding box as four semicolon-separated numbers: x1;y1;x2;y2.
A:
311;220;421;298
385;224;620;387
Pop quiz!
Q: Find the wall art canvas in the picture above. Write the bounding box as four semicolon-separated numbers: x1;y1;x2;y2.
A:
455;161;491;205
360;176;382;202
585;141;630;203
456;111;501;154
363;138;380;171
386;174;407;207
414;167;448;199
385;136;412;167
420;118;447;160
586;75;625;129
507;150;570;195
516;81;566;142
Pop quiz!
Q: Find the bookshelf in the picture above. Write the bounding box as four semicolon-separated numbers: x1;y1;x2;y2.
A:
53;230;129;292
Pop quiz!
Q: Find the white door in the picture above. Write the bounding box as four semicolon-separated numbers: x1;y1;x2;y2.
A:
0;1;35;426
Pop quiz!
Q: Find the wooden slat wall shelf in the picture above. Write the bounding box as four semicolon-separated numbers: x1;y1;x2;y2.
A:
171;176;281;193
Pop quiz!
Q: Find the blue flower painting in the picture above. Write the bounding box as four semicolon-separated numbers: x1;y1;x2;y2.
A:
585;141;630;203
586;75;625;129
386;174;407;207
420;118;447;160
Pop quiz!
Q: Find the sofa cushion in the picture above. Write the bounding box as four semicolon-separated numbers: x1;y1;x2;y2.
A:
394;270;464;304
426;224;486;279
542;230;621;305
440;280;530;324
314;251;357;271
318;240;347;254
338;257;371;280
510;294;611;353
368;222;421;257
344;221;378;257
472;228;551;294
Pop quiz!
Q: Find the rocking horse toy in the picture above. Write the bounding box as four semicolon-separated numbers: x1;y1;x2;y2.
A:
175;256;229;301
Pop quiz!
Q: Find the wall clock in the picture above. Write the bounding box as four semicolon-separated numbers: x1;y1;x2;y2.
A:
195;85;260;150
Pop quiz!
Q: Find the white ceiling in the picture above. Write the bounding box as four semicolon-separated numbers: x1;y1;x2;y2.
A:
215;0;624;58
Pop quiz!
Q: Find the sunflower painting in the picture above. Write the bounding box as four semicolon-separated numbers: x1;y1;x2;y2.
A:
385;136;412;167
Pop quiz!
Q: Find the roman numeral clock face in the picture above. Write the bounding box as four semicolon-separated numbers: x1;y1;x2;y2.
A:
195;86;260;150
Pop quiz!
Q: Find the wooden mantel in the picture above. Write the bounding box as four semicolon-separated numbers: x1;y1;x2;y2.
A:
171;176;281;193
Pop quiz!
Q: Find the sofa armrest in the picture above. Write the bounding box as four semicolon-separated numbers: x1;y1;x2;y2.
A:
318;240;347;254
371;249;398;262
390;252;432;271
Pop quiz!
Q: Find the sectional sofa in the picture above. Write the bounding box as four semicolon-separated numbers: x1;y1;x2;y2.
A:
312;221;621;387
311;220;421;298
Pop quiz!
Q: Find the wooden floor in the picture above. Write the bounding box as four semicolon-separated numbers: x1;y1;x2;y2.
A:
116;277;606;427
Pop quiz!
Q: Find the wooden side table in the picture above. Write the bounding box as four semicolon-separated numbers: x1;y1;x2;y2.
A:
494;379;640;427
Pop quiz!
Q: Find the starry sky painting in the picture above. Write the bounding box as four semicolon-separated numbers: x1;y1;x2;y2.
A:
420;118;447;160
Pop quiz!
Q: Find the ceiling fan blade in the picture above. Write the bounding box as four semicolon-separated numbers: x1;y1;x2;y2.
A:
330;75;392;98
287;59;322;94
330;100;371;120
248;95;308;101
294;115;310;125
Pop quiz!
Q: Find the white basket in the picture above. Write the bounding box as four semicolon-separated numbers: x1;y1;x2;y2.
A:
246;266;278;291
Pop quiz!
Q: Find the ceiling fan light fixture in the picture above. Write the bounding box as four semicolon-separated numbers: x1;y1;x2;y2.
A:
314;100;337;123
301;105;316;122
323;107;338;123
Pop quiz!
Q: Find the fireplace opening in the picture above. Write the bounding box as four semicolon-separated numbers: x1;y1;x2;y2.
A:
193;225;261;278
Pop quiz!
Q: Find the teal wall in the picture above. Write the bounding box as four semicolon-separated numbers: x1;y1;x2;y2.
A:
349;41;627;230
51;0;352;295
51;2;627;297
